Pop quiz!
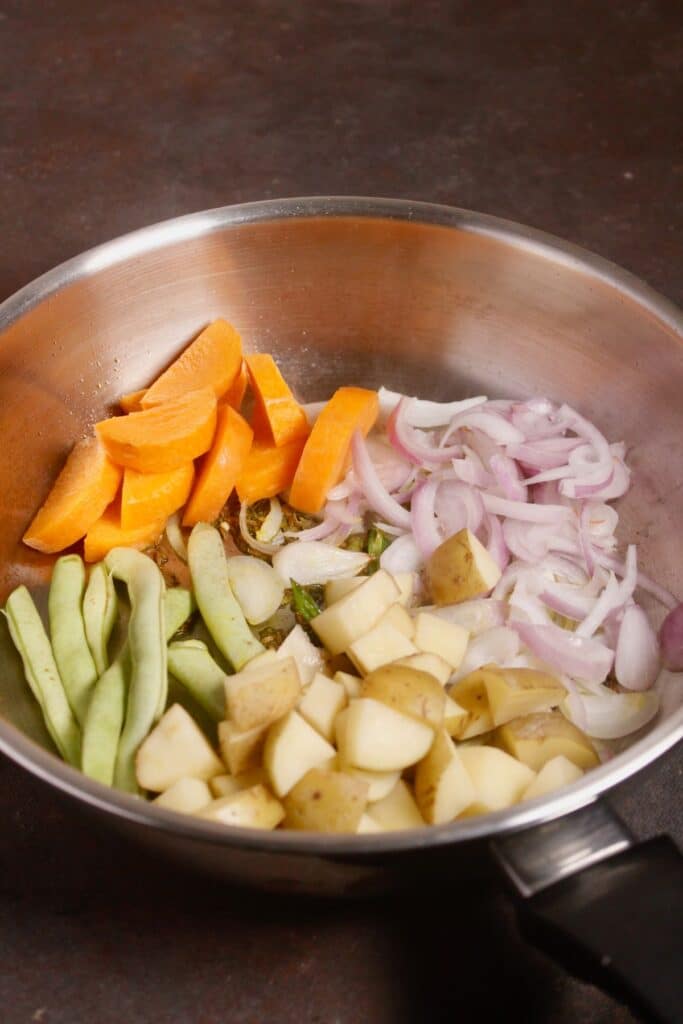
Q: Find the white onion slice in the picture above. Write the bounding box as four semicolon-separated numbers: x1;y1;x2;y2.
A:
614;604;660;690
410;479;443;557
256;497;284;542
562;687;659;739
482;492;573;523
378;387;487;427
379;532;423;573
484;513;509;571
272;540;370;586
165;511;188;562
351;430;411;529
448;409;525;446
238;502;287;555
514;620;614;684
427;598;506;635
596;550;678;610
226;555;285;625
451;626;521;682
489;453;527;501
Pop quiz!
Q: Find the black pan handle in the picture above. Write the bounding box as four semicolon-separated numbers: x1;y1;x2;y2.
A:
493;803;683;1024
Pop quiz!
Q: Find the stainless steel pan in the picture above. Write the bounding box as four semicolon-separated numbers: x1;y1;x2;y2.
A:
0;198;681;1022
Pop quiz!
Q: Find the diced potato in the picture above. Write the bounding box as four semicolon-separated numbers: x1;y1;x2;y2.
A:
325;577;365;605
334;670;363;699
360;663;446;729
312;570;400;654
394;652;452;685
458;746;536;814
426;528;502;605
379;603;415;639
209;767;265;798
277;624;325;686
448;671;494;739
357;813;384;834
153;777;212;814
241;649;279;671
334;729;401;802
199;784;285;830
264;711;336;797
391;572;416;608
413;612;469;668
336;698;434;772
414;730;476;824
480;665;566;726
347;621;418;675
522;755;584;801
443;694;469;737
283;768;368;833
496;711;599;771
365;780;425;831
136;704;224;792
218;719;268;776
298;672;347;741
225;656;301;732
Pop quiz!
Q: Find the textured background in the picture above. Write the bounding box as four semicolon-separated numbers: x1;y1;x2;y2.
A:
0;1;681;1021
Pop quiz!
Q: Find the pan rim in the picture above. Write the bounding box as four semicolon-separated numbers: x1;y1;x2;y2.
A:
0;195;681;856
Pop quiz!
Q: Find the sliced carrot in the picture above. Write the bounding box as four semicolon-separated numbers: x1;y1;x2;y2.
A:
121;463;195;531
140;319;243;408
235;435;308;505
96;388;218;473
23;436;122;554
222;360;249;411
182;406;253;527
84;501;165;563
288;387;379;514
119;388;148;413
246;353;310;447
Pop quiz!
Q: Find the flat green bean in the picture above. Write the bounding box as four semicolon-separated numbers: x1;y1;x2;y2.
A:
49;555;99;726
163;587;196;642
105;547;166;793
83;562;118;677
188;523;264;670
5;586;81;765
81;657;127;785
167;639;227;720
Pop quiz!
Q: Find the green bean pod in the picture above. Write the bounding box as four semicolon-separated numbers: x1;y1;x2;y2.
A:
188;523;265;670
156;586;196;719
5;585;81;765
81;657;128;786
167;639;227;720
82;562;118;677
105;547;166;793
48;555;99;726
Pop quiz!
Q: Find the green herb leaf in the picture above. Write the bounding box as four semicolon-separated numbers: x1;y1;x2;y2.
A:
290;580;321;621
366;527;391;558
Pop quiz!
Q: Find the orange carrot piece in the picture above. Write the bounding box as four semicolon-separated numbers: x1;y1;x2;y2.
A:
84;501;165;563
288;387;379;514
182;406;253;527
121;463;195;531
23;436;122;554
235;435;308;505
119;388;148;413
96;388;217;473
246;353;310;447
140;319;243;408
222;360;249;411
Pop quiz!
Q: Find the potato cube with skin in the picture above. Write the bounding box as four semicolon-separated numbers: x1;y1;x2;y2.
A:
199;784;285;830
334;670;362;699
458;746;536;815
443;694;469;737
378;603;415;639
414;730;476;824
394;652;452;685
264;711;337;797
522;755;584;801
413;612;469;669
218;720;267;776
136;704;224;792
496;711;599;771
209;767;265;798
312;570;400;654
225;656;301;732
298;672;347;741
360;663;445;729
426;528;502;605
480;665;566;727
347;621;418;675
153;777;212;814
339;765;400;803
325;577;365;605
284;768;369;833
277;624;325;686
448;670;494;739
336;698;434;772
365;780;425;831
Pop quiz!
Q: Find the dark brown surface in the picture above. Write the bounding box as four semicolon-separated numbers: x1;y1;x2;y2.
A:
0;1;681;1022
